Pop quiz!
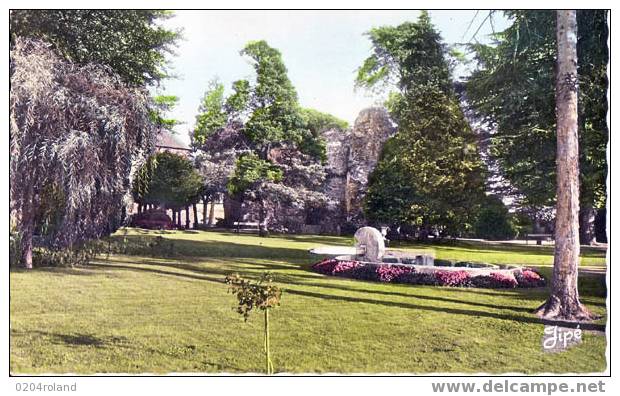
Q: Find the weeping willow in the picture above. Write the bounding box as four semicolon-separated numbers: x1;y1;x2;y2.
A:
10;38;158;268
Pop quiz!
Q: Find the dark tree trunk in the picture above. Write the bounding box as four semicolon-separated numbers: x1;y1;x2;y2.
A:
20;207;34;269
19;182;36;269
192;203;198;228
203;196;209;226
578;206;596;245
208;199;216;226
185;206;190;229
594;208;607;243
258;200;268;237
535;10;596;321
223;195;242;227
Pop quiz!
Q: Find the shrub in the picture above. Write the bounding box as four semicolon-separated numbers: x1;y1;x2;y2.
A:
311;260;543;289
376;265;414;282
394;271;438;285
470;272;517;288
473;195;517;240
349;264;380;281
9;228;22;267
32;242;103;268
514;268;546;288
434;270;472;287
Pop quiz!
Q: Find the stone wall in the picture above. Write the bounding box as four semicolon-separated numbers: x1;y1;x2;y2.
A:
321;107;395;231
221;107;395;234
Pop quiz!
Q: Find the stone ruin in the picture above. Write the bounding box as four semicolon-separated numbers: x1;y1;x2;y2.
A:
318;107;396;233
223;107;395;235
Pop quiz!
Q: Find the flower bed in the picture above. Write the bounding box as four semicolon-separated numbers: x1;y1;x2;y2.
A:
311;258;545;289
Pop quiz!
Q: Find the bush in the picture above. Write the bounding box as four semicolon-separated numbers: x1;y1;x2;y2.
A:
376;265;414;282
311;259;545;289
434;270;472;287
394;271;438;285
348;264;380;281
9;228;22;267
473;195;517;240
471;272;518;288
514;268;546;288
32;242;103;268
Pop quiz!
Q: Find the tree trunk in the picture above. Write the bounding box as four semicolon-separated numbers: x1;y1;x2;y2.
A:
192;203;198;228
19;182;37;269
594;208;607;243
223;195;242;227
203;196;209;226
185;206;190;229
535;10;596;321
578;206;596;245
20;207;34;269
258;200;268;237
208;199;216;226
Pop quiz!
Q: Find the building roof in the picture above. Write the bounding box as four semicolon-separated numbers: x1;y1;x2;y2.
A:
155;130;191;151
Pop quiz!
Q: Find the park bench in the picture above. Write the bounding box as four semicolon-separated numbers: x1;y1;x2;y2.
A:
525;233;554;245
232;221;260;233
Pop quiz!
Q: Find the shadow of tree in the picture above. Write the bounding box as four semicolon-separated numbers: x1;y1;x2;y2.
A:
87;259;605;333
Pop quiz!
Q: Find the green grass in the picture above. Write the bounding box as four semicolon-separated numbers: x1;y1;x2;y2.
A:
10;229;607;374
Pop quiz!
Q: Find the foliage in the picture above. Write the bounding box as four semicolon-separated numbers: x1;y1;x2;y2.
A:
10;10;180;86
311;258;542;289
224;272;282;321
240;41;307;154
10;38;158;266
433;270;472;287
298;108;349;161
514;268;547;288
227;153;283;197
359;13;487;236
466;10;608;214
32;242;104;268
472;195;518;240
133;151;204;209
9;225;22;267
193;41;335;233
150;95;182;132
225;272;282;375
193;80;227;145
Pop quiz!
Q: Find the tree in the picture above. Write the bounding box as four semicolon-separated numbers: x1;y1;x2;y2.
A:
240;41;311;159
227;153;283;236
10;38;158;268
357;12;487;237
473;195;517;240
133;151;204;215
299;108;349;162
534;11;596;321
10;10;180;86
466;10;608;244
193;79;227;146
151;95;182;132
193;41;332;234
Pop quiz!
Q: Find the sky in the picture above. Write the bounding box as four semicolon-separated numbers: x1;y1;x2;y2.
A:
157;10;510;144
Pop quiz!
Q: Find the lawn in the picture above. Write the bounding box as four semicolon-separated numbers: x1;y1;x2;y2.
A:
10;228;608;374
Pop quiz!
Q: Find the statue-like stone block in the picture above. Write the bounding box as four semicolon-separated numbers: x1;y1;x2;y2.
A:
354;226;385;262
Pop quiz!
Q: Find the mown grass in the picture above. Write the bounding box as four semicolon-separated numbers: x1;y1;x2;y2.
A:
10;228;607;374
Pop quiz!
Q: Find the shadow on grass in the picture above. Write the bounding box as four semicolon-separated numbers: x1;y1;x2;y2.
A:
88;259;606;333
9;267;101;276
12;330;129;348
107;234;314;260
397;239;606;260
